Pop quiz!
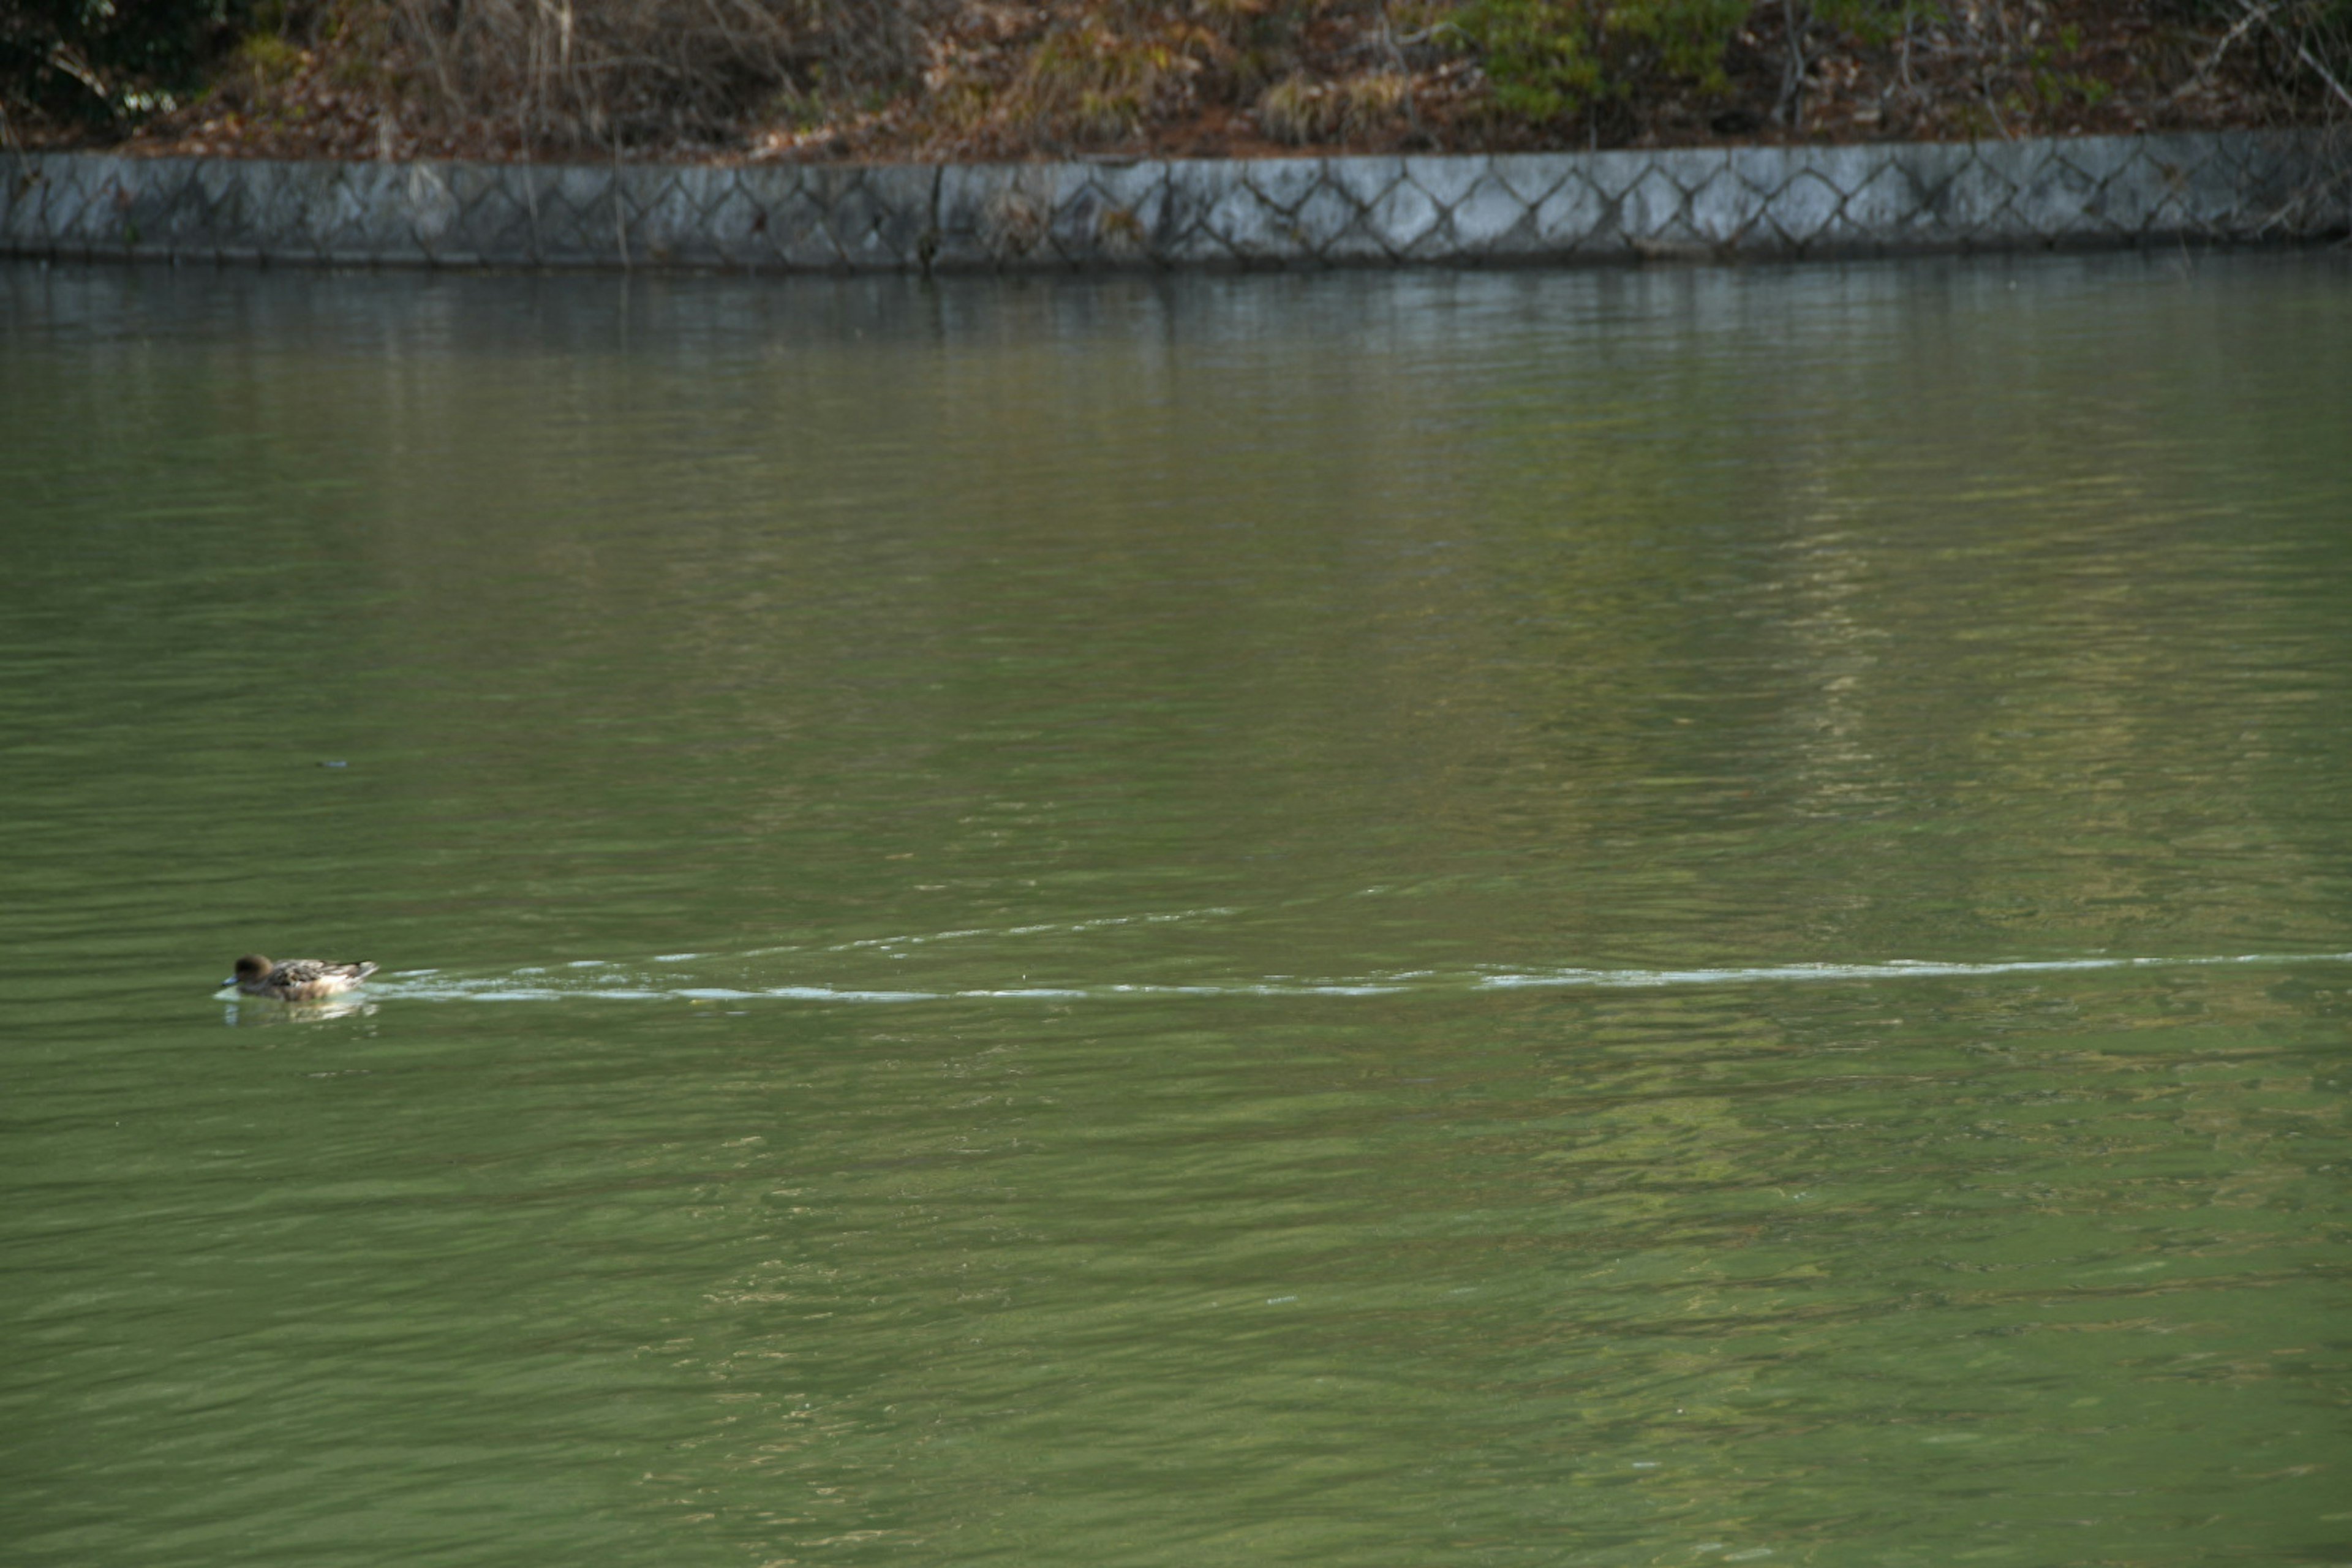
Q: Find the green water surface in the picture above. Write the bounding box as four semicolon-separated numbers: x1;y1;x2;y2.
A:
3;252;2350;1567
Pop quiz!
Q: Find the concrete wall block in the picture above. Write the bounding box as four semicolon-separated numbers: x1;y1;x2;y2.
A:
930;164;1004;268
176;157;248;256
861;163;935;266
1725;145;1795;202
1687;165;1767;249
1650;148;1727;200
2309;130;2352;230
52;154;125;245
1291;179;1375;262
790;167;862;260
1529;174;1618;255
530;165;614;262
723;181;791;268
60;155;117;245
15;156;80;252
1825;154;1902;235
1762;168;1843;247
1298;211;1373;266
1242;156;1324;215
1966;138;2045;205
1792;143;1879;202
279;162;333;260
1046;167;1114;263
120;159;200;254
118;158;198;254
766;181;848;269
25;157;70;249
627;168;721;267
1321;156;1404;217
1581;150;1656;201
1487;153;1570;207
2054;135;2141;192
665;164;731;223
726;168;794;268
97;162;154;253
1619;164;1697;248
269;159;343;257
816;174;890;268
1931;151;2020;239
1087;159;1170;222
1044;177;1108;265
2206;135;2265;232
1874;141;1970;245
1158;162;1240;264
1202;178;1302;261
107;157;172;253
979;166;1065;264
1403;154;1484;216
611;163;670;228
2163;138;2248;232
1088;162;1174;264
2234;129;2324;230
1446;170;1538;255
1058;179;1144;266
451;165;543;261
0;154;28;227
2133;130;2216;235
0;156;51;247
693;176;772;268
2006;144;2100;238
684;166;759;261
543;163;612;215
186;188;244;257
284;164;338;260
1365;175;1443;257
47;155;103;243
193;157;258;256
395;162;459;253
1053;165;1163;266
328;162;417;261
1152;219;1234;265
2082;145;2164;236
385;163;449;256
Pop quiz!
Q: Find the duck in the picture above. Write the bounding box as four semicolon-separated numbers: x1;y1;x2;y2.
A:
226;954;379;1001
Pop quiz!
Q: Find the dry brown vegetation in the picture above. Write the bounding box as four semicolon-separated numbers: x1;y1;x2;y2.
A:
26;0;2350;163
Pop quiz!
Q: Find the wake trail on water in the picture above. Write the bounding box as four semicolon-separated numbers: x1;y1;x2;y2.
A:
366;949;2352;1005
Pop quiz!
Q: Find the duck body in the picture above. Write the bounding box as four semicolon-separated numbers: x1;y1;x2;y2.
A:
228;954;378;1001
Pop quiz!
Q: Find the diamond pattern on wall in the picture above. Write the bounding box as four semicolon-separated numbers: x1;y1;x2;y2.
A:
0;132;2334;273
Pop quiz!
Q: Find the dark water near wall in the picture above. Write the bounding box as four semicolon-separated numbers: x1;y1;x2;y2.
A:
3;252;2350;1567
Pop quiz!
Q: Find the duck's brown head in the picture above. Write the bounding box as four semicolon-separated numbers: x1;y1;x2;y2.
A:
233;954;273;983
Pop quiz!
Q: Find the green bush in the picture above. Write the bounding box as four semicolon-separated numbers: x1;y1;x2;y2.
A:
1450;0;1747;121
1;0;249;130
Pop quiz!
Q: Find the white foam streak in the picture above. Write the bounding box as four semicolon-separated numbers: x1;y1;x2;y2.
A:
1474;952;2352;991
360;951;2352;1007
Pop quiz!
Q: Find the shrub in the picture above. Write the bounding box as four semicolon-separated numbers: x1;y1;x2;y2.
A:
1;0;249;132
1447;0;1749;121
322;0;921;150
1256;67;1411;141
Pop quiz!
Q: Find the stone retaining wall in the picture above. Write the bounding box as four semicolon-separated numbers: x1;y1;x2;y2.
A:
4;130;2342;273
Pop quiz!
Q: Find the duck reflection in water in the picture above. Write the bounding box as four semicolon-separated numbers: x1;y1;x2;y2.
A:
223;997;378;1025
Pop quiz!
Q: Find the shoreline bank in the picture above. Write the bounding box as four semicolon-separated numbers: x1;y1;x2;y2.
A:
4;131;2343;274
